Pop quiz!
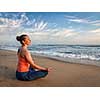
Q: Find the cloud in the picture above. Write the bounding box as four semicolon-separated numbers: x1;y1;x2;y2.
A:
88;28;100;40
68;19;89;23
33;20;48;31
17;28;79;44
0;12;100;45
0;18;21;35
52;29;78;38
65;15;100;26
88;20;100;26
26;28;79;44
0;14;22;35
89;28;100;33
72;28;100;44
65;15;89;24
80;35;100;44
65;15;77;19
0;13;36;35
0;15;24;28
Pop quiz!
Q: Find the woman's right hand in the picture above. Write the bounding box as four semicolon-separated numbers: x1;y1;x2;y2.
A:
46;67;52;72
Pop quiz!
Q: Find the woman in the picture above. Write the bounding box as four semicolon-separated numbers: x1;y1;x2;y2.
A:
16;34;51;81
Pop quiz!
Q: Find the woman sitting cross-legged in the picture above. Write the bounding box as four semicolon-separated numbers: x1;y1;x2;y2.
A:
16;34;52;81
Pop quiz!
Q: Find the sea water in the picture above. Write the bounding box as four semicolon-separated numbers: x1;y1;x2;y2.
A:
1;44;100;66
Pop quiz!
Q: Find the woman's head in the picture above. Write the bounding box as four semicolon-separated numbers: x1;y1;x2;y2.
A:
16;34;31;46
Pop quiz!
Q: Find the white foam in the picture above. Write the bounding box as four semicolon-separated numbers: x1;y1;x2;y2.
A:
31;50;100;61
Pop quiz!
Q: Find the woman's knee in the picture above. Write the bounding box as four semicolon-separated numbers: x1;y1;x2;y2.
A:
41;70;48;77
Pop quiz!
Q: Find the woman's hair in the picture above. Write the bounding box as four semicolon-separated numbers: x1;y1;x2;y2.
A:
16;34;28;44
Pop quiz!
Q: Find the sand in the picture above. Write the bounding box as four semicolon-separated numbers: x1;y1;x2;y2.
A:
0;49;100;87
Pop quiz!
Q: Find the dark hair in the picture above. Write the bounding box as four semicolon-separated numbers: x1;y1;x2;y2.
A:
16;34;28;44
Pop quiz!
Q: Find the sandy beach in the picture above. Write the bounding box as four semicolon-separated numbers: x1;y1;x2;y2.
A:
0;49;100;87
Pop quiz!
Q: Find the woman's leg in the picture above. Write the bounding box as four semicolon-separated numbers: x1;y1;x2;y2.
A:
27;69;48;81
16;71;29;81
16;66;48;81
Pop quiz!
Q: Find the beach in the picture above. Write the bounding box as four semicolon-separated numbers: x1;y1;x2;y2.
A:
0;49;100;87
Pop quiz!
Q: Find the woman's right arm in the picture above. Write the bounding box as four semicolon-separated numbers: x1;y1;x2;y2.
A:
24;49;48;71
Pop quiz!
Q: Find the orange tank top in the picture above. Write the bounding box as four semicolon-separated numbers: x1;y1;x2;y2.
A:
17;55;30;72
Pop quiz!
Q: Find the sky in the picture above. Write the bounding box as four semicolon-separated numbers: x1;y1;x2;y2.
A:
0;12;100;45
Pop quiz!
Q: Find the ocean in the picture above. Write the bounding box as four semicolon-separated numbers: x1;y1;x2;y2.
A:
1;44;100;66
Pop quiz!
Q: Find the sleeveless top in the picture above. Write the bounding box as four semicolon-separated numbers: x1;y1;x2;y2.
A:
17;49;30;72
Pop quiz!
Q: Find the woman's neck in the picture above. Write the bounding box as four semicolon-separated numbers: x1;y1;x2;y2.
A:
22;44;28;48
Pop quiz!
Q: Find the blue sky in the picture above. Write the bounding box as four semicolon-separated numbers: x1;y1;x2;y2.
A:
0;12;100;45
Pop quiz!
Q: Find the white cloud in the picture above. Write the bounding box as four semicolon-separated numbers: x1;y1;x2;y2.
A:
79;35;100;44
33;20;48;32
16;28;79;44
52;29;78;38
65;15;77;19
93;23;100;26
65;15;89;24
31;32;49;36
72;28;100;44
65;15;100;26
68;19;89;23
88;20;100;26
37;21;48;30
0;17;21;28
88;28;100;33
0;13;33;36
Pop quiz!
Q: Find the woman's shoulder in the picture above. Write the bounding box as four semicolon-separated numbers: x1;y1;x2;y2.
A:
17;47;29;57
21;47;30;55
17;47;28;53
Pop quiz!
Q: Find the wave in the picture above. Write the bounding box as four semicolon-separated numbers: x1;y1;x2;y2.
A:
31;50;100;61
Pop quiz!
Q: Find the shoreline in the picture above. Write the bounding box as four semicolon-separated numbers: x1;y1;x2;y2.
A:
1;49;100;86
31;53;100;67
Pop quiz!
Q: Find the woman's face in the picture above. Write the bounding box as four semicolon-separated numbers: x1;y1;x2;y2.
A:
23;36;31;45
